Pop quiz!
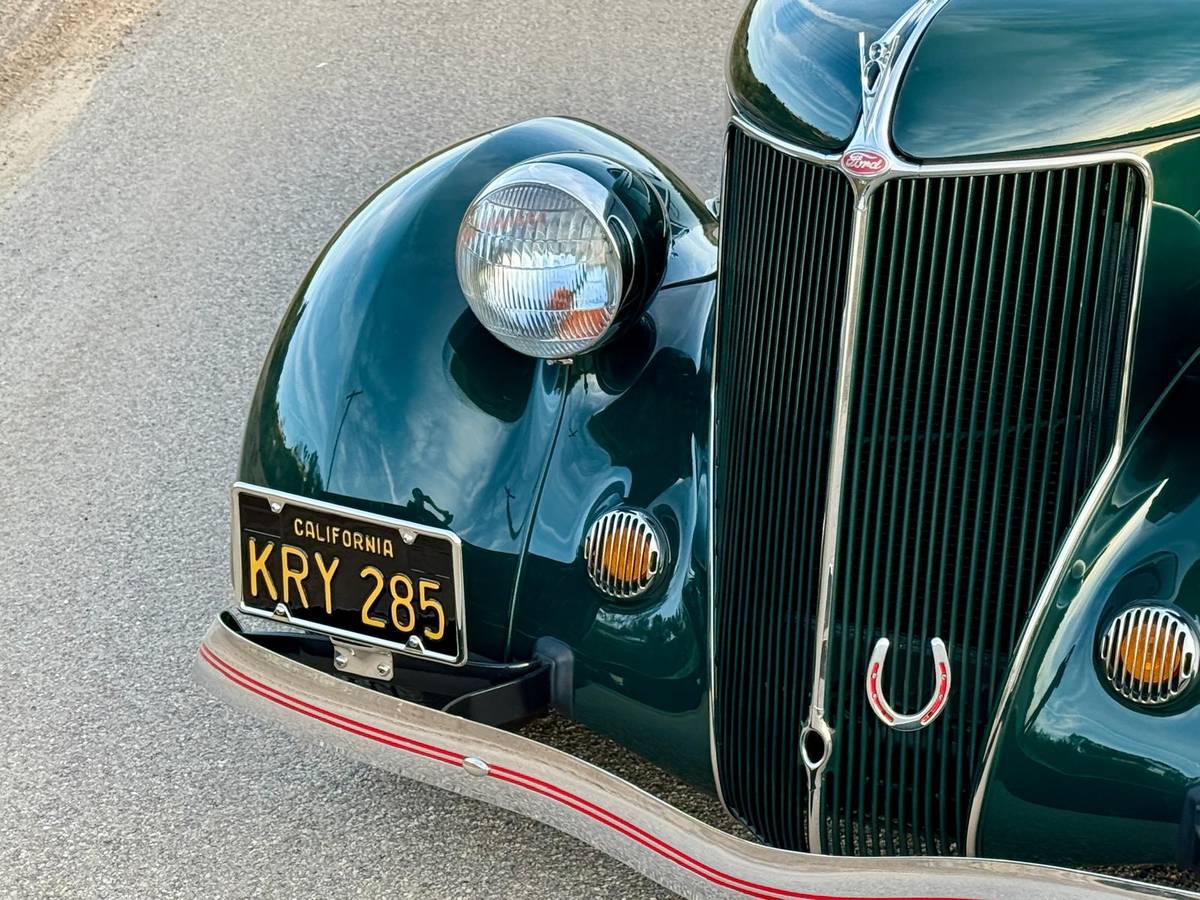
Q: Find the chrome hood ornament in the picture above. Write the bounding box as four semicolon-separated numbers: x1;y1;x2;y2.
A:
866;637;952;731
839;0;950;182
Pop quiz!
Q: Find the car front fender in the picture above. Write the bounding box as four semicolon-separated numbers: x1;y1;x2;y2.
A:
238;116;716;664
975;351;1200;867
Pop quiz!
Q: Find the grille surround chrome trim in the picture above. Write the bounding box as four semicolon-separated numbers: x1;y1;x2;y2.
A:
707;117;1155;857
706;126;733;815
1100;606;1199;706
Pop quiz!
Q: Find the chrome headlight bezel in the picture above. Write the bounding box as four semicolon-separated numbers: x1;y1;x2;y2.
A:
455;152;669;360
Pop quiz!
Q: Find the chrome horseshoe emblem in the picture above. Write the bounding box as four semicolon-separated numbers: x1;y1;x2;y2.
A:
866;637;951;731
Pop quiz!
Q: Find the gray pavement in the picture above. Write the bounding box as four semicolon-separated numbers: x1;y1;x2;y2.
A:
0;0;739;896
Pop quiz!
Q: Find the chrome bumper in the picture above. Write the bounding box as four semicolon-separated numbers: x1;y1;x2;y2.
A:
195;613;1195;900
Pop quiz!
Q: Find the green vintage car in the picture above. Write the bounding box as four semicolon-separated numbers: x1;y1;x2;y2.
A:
197;0;1200;895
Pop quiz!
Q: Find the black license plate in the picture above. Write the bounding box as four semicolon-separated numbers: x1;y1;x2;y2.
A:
233;485;465;665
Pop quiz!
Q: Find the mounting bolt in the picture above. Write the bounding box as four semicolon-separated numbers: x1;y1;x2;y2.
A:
400;530;417;545
269;501;282;513
376;663;391;677
273;603;288;618
1069;559;1087;580
333;652;348;669
462;757;490;777
406;636;422;652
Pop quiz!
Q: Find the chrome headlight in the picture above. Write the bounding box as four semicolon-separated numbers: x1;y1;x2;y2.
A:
456;154;668;359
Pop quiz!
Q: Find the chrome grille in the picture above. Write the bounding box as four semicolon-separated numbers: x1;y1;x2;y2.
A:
711;123;1147;855
823;163;1145;856
711;126;855;850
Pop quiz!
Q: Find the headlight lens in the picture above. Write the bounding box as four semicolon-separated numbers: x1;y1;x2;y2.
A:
456;160;634;359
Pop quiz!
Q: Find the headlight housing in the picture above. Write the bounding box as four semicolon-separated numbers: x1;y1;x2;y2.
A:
456;153;668;359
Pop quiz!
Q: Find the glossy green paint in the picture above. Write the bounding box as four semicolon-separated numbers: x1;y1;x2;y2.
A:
976;350;1200;867
508;278;716;788
238;116;719;786
241;127;557;660
894;0;1200;161
1128;140;1200;431
727;0;911;153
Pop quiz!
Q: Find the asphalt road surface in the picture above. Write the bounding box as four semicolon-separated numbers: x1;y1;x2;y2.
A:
5;2;1198;898
0;0;739;897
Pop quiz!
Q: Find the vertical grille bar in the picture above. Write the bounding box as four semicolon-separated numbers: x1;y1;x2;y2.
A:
711;122;1145;857
712;127;854;851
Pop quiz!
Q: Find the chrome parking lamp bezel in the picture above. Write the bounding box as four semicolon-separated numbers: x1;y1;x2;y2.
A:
582;507;669;601
1099;605;1199;707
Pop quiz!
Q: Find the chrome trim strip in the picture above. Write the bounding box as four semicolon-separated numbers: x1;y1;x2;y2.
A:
803;184;872;851
706;123;733;813
703;113;842;815
793;0;957;853
230;482;469;666
198;613;1197;899
721;113;843;167
845;0;951;182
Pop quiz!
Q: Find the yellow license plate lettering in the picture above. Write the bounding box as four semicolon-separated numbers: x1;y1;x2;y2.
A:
247;538;278;601
243;513;453;650
280;545;310;609
313;551;340;615
389;573;415;632
359;565;388;628
418;578;445;641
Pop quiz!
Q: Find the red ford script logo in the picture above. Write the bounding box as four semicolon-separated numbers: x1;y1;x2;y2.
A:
841;148;889;176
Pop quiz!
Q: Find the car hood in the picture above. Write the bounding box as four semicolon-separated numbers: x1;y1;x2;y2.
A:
729;0;1200;160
